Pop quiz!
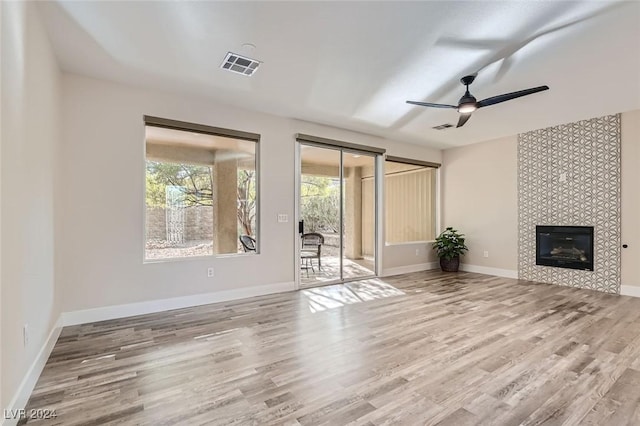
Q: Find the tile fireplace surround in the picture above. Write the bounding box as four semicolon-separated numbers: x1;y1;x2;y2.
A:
518;114;621;294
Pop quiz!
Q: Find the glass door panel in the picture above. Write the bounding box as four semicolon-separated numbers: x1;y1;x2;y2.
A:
342;152;376;281
300;145;342;287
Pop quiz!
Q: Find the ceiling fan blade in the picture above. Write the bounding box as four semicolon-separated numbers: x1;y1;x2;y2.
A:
477;86;549;108
456;113;472;128
406;100;457;109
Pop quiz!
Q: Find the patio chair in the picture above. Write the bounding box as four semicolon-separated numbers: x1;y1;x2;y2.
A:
239;235;257;252
301;232;324;270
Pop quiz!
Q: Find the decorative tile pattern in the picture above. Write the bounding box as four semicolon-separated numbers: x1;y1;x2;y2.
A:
518;114;621;294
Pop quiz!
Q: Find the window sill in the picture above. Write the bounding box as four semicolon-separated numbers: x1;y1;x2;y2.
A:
385;240;435;247
143;251;258;264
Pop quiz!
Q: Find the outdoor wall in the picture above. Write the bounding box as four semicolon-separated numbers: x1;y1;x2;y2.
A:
58;74;441;313
1;1;61;413
442;135;519;275
146;206;214;242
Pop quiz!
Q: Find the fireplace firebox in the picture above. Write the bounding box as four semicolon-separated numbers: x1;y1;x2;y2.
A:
536;226;594;271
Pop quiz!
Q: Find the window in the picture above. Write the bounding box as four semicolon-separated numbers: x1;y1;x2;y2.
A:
384;158;437;243
144;117;258;260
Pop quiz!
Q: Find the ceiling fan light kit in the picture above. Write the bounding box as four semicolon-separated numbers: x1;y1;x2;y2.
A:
458;103;477;113
407;73;549;128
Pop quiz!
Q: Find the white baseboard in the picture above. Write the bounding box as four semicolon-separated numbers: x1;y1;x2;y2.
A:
459;264;519;279
621;285;640;298
382;262;438;277
381;262;518;279
2;317;63;426
61;281;295;326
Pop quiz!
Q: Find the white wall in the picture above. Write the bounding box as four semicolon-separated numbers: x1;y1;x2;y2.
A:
621;110;640;289
58;74;441;313
442;135;518;274
1;0;4;408
1;1;61;412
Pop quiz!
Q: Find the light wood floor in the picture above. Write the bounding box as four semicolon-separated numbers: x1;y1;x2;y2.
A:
22;271;640;425
299;256;375;288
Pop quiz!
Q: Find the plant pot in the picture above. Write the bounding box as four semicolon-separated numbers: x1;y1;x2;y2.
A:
440;256;460;272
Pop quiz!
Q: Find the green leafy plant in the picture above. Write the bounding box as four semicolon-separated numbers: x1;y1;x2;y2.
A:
432;227;469;260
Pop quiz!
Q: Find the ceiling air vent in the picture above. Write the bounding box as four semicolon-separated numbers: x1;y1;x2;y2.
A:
432;123;454;130
220;52;261;76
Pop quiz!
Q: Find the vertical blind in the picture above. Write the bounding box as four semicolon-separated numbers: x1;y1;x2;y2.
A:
361;166;436;254
384;167;436;243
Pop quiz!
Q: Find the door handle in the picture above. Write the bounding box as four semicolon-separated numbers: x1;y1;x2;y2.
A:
298;220;304;234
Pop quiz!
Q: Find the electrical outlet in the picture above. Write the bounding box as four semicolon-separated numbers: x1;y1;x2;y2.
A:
207;267;215;278
483;251;489;258
23;324;29;347
277;214;288;223
415;248;420;256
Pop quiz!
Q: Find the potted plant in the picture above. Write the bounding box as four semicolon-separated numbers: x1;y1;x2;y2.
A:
433;227;468;272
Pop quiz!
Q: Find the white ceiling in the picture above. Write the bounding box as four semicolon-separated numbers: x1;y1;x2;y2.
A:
38;1;640;149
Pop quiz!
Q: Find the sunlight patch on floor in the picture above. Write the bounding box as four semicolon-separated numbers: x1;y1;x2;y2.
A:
301;279;405;313
300;255;375;288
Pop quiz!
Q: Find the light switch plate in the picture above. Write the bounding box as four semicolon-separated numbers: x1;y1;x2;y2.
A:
277;214;288;223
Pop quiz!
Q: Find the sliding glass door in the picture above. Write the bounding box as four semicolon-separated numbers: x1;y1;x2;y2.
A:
298;143;378;288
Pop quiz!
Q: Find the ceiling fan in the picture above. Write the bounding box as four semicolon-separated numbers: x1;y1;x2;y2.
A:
406;75;549;128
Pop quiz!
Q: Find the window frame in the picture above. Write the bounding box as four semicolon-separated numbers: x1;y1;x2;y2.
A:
142;116;260;263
